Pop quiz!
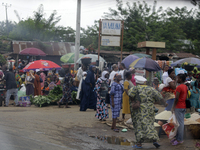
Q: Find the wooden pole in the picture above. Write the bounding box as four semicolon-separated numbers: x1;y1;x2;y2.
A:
120;21;124;62
152;48;157;60
98;19;101;61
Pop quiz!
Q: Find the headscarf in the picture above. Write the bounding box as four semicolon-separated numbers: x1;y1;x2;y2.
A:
89;65;95;72
100;71;109;81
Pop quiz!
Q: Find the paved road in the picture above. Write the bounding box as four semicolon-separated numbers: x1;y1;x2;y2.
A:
0;124;71;150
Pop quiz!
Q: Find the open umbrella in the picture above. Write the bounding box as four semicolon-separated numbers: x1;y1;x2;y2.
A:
129;57;161;71
132;53;151;58
60;53;84;63
121;55;139;69
76;54;106;64
171;57;200;67
23;60;61;72
20;48;46;56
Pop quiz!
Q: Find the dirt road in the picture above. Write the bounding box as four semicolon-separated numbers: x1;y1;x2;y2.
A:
0;102;198;150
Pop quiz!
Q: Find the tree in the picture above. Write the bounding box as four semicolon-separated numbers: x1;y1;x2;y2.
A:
103;0;188;52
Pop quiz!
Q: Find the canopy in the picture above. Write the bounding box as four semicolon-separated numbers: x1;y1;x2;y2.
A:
76;54;106;64
171;57;200;67
23;60;61;72
19;48;46;56
132;53;151;58
121;55;139;69
60;53;84;63
129;57;161;71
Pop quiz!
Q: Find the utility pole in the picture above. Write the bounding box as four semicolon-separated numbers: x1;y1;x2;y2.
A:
2;3;11;34
74;0;81;70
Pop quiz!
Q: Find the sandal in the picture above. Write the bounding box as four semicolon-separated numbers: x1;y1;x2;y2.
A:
170;139;176;144
113;129;119;132
132;145;142;148
172;140;184;146
153;142;160;148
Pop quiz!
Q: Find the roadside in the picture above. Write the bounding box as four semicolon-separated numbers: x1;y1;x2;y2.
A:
0;102;198;150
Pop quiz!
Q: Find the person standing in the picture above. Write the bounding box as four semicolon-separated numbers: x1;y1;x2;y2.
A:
162;69;176;111
25;70;35;96
40;68;46;88
2;68;19;106
76;65;85;100
122;72;134;120
80;65;97;111
119;63;126;85
95;71;109;121
110;74;123;132
34;69;41;96
162;65;169;84
128;76;163;148
129;68;136;86
171;74;187;146
109;64;118;86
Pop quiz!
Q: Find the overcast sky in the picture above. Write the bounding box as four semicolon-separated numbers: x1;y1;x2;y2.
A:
0;0;197;29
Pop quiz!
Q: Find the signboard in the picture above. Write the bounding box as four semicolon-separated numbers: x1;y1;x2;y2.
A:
101;36;120;47
135;68;146;77
102;20;121;35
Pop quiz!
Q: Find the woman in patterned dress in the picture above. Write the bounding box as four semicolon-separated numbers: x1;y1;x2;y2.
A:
128;76;163;149
57;73;73;108
110;74;123;132
95;71;109;121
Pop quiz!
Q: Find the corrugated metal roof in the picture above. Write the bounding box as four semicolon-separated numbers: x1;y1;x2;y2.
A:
12;41;74;56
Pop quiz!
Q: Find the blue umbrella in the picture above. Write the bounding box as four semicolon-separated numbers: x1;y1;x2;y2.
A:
129;57;161;71
121;55;139;69
171;57;200;67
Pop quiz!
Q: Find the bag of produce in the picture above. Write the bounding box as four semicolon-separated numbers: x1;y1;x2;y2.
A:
162;113;179;139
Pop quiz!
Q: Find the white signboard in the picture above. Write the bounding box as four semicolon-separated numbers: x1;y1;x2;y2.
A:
135;68;146;77
101;36;120;47
102;20;121;35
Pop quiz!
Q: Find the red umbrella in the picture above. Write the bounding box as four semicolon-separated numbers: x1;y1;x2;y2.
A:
23;60;61;72
20;48;46;56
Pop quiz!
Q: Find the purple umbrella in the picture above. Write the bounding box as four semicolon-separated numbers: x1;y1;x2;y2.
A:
122;55;139;69
19;48;46;56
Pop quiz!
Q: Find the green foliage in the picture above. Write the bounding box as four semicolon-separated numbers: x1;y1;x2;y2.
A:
34;95;51;107
0;54;6;65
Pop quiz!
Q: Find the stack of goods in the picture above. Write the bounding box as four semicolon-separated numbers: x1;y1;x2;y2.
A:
19;96;31;107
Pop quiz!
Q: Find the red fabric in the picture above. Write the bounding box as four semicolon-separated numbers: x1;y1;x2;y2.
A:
131;74;136;86
175;84;187;109
34;74;41;96
56;80;61;85
162;86;176;94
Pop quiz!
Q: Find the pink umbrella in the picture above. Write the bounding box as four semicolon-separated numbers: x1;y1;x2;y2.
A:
19;48;46;56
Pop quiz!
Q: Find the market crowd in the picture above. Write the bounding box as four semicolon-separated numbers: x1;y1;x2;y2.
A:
0;60;199;149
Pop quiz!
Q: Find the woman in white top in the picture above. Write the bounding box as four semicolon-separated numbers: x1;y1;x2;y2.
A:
109;64;118;86
162;65;169;84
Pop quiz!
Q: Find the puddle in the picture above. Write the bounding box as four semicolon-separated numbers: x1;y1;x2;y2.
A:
89;135;133;146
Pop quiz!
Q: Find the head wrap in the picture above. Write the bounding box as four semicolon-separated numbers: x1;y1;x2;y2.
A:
36;69;40;73
100;71;109;81
89;65;95;72
135;76;147;84
168;69;174;76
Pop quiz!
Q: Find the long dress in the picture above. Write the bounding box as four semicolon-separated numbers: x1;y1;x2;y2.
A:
76;67;83;100
122;80;134;114
34;74;41;96
128;85;162;143
110;82;123;118
59;74;73;104
26;76;35;96
189;81;200;108
95;78;109;120
80;65;97;111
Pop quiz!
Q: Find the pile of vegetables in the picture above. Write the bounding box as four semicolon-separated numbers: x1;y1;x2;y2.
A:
33;85;63;107
34;95;51;107
47;85;63;103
